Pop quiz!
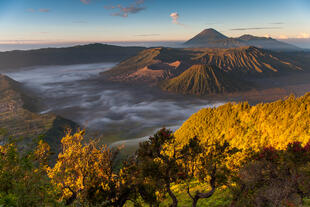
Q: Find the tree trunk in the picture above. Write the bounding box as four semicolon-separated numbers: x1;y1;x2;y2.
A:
64;186;78;206
191;167;217;207
113;190;131;207
65;191;77;206
192;189;215;207
166;182;178;207
192;198;198;207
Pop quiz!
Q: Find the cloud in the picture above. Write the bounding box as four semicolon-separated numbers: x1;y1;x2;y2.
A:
39;9;50;13
105;0;146;18
135;0;145;5
277;33;310;39
73;21;88;24
170;12;184;26
27;8;51;13
170;12;179;23
297;33;310;39
231;27;282;31
0;39;49;44
277;35;289;39
270;22;284;25
275;33;310;39
134;34;160;37
80;0;91;4
27;8;35;13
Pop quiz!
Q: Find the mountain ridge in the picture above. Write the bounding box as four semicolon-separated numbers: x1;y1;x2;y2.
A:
0;43;145;71
101;46;303;81
101;46;307;95
184;28;300;51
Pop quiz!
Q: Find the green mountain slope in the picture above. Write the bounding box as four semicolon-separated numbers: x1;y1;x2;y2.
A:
160;64;250;95
0;74;78;151
173;93;310;164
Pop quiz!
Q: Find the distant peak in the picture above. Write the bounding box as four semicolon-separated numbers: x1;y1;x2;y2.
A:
185;28;228;45
201;28;219;32
240;34;255;38
239;34;272;41
198;28;227;38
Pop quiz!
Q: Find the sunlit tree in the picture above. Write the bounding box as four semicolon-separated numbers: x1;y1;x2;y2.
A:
181;138;237;207
48;129;138;206
136;128;185;207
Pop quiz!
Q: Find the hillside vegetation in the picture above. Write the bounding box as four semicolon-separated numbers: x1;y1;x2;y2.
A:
174;93;310;166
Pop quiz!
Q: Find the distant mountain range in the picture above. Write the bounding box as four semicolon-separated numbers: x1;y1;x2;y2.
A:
101;46;308;96
0;43;144;71
184;28;300;51
0;31;307;97
0;74;78;151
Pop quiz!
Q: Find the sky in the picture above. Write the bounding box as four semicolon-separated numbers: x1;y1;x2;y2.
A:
0;0;310;48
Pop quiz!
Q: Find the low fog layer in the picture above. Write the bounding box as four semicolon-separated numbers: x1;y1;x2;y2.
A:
5;63;224;144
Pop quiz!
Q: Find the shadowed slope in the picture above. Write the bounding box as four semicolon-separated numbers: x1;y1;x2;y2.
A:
0;43;144;71
0;74;78;151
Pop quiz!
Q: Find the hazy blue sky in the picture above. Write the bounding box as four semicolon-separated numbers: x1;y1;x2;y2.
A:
0;0;309;44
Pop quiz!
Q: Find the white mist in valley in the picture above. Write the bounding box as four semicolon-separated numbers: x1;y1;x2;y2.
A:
5;63;224;145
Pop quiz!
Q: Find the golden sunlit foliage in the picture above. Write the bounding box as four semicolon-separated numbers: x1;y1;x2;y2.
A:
174;93;310;167
47;130;138;206
47;130;115;204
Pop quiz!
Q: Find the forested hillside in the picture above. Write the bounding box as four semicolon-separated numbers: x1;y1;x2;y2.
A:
174;93;310;165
